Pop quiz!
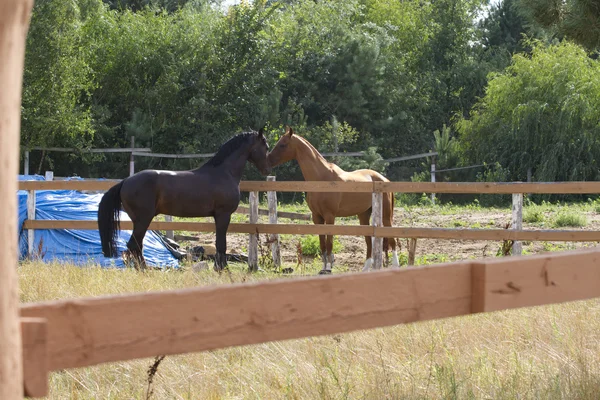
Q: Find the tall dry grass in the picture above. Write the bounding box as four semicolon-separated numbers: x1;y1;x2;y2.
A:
19;261;600;399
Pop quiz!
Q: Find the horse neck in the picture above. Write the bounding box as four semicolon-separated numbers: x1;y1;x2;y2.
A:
213;145;252;180
293;137;337;180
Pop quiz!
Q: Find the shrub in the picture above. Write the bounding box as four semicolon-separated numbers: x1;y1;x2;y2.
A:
523;208;544;223
552;212;587;228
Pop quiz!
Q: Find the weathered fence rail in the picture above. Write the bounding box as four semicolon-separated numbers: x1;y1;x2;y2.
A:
19;247;600;397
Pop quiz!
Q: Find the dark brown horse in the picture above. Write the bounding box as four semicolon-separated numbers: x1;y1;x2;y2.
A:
98;130;271;271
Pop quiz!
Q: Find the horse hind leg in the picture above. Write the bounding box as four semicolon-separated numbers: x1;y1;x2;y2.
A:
127;217;152;271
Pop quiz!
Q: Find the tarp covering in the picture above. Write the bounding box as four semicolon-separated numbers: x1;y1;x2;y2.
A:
17;175;179;269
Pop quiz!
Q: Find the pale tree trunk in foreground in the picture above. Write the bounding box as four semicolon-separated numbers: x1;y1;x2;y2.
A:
0;0;34;398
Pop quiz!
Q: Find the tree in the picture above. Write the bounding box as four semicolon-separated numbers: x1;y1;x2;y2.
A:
517;0;600;51
457;41;600;182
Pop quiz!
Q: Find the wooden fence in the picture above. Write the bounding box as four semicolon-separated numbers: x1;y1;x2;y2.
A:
19;179;600;269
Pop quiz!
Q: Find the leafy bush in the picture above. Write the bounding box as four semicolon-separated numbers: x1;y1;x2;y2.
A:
523;207;544;223
552;212;587;228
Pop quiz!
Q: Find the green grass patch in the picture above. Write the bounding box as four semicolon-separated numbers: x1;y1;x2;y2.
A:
524;207;545;223
552;212;587;228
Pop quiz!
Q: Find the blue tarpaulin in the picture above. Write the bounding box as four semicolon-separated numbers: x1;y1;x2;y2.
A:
17;175;179;268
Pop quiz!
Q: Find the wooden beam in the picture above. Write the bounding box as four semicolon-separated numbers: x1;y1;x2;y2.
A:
239;181;374;193
17;180;600;195
19;180;118;191
23;220;375;236
22;219;600;242
512;193;523;255
373;181;600;194
31;147;151;153
376;227;600;242
267;177;281;268
471;248;600;313
235;206;311;221
384;152;438;163
131;151;214;159
21;318;47;398
371;192;383;269
248;191;259;271
20;262;473;371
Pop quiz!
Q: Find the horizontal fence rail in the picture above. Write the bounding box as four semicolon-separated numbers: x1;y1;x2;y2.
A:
18;180;600;194
21;220;600;242
19;248;600;395
18;179;600;244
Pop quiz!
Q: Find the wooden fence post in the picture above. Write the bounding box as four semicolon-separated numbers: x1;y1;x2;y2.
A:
512;193;523;256
164;215;173;240
1;0;34;397
129;136;135;177
267;176;281;268
248;191;259;271
408;238;417;265
24;150;29;175
27;188;35;259
372;191;383;269
430;156;436;205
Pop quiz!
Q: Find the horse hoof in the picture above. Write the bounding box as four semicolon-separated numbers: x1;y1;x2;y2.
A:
318;269;332;275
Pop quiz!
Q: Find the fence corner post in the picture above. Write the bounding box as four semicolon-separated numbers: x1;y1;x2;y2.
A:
372;191;383;269
512;193;523;256
267;176;281;269
248;191;259;271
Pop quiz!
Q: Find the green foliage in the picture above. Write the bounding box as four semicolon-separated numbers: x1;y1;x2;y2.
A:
517;0;600;51
300;235;342;257
457;40;600;184
21;0;541;185
523;206;545;223
552;212;587;228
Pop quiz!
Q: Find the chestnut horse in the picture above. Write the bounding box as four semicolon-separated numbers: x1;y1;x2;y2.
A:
268;127;399;274
98;130;271;271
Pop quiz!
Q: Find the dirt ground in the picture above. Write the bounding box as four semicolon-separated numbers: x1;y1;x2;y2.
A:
180;205;600;273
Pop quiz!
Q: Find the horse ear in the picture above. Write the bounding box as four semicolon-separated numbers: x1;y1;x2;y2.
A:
284;125;291;135
288;127;295;137
258;127;265;137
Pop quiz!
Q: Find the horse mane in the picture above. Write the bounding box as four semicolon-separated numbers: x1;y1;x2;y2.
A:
203;131;258;167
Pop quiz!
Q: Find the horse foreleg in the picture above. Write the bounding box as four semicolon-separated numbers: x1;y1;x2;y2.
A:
311;214;329;274
358;210;373;272
383;192;400;269
319;214;336;275
214;212;232;272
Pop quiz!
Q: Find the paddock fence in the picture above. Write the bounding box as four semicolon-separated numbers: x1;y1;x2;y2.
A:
14;179;600;397
19;179;600;269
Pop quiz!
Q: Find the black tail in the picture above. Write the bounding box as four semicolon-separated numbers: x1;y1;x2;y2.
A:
98;181;124;257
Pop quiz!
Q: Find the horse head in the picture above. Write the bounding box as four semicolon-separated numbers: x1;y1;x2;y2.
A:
267;126;299;167
248;128;271;176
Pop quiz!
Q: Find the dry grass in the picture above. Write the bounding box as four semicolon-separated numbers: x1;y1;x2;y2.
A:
19;261;600;400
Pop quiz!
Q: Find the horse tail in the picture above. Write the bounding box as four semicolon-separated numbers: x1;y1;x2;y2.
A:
98;180;125;258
